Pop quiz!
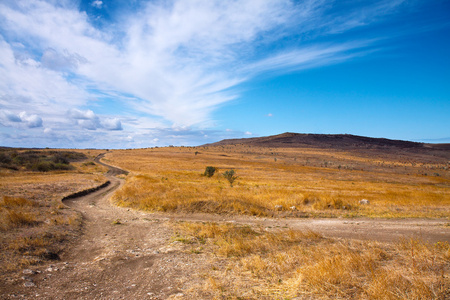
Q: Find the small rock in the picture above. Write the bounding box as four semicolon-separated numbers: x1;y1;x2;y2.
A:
23;281;36;287
290;206;297;211
23;269;35;275
274;205;283;211
359;199;370;205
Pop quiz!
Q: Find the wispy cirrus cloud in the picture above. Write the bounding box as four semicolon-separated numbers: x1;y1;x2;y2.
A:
0;0;417;147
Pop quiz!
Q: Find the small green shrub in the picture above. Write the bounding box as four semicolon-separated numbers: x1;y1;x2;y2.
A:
204;166;217;177
222;169;238;187
32;161;53;172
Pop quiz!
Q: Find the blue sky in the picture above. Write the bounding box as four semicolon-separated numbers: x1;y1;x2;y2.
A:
0;0;449;148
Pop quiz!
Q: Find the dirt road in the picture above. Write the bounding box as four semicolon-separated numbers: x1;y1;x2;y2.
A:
2;157;449;299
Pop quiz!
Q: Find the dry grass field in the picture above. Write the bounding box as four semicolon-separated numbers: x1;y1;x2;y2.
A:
172;222;449;299
1;143;448;299
0;149;107;273
105;145;449;298
109;145;450;219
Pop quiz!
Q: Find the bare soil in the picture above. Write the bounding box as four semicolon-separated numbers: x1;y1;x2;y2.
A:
1;159;448;299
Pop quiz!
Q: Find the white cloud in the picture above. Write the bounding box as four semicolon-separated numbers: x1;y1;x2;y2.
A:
102;118;123;131
0;0;402;126
77;119;100;130
66;109;123;131
68;109;96;120
242;42;375;76
267;113;273;117
0;110;43;128
0;0;411;147
245;131;252;135
2;110;21;122
41;48;87;72
91;1;103;9
19;112;43;128
0;37;88;123
67;108;100;130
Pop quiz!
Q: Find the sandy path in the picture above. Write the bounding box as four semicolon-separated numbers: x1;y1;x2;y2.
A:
2;157;449;299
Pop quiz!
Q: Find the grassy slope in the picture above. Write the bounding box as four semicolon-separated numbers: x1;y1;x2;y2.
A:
109;146;450;219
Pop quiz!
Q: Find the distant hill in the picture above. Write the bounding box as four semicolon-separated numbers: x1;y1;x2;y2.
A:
204;132;450;152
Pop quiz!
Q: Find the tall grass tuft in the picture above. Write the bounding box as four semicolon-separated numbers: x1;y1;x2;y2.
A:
1;196;39;230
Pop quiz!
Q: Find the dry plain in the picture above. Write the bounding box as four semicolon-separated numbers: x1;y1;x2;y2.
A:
1;138;449;299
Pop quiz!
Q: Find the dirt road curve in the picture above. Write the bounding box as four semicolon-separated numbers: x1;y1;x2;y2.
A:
2;156;449;299
94;153;128;177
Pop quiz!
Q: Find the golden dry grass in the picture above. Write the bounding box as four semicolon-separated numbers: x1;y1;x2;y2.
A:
1;197;39;230
109;145;449;298
0;149;107;273
173;221;449;299
109;146;450;218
